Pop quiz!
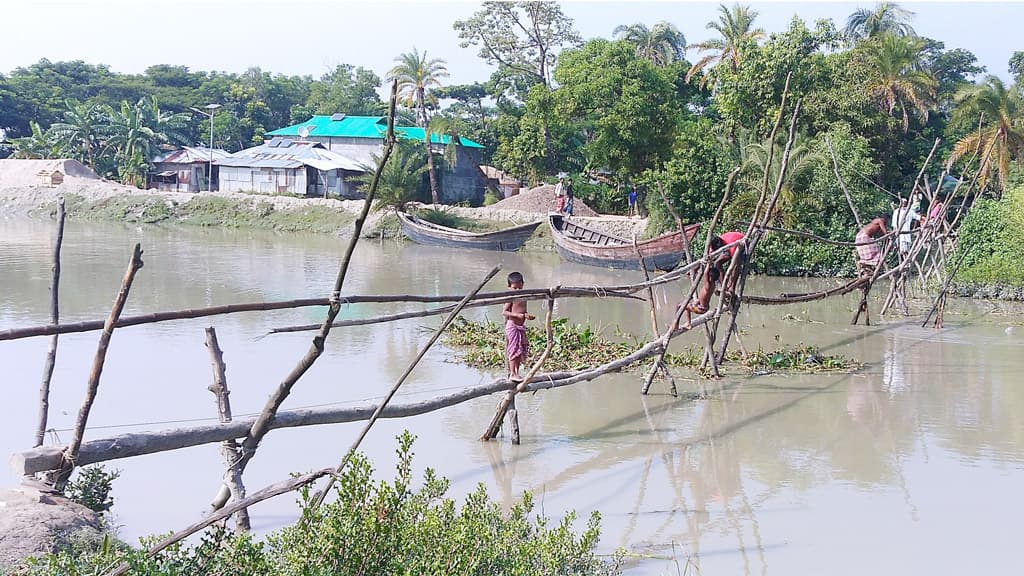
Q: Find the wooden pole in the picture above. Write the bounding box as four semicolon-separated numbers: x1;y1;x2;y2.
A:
826;134;863;229
204;327;250;532
481;296;556;441
2;288;639;342
234;80;400;485
640;168;739;395
56;243;144;486
312;265;501;506
35;196;65;448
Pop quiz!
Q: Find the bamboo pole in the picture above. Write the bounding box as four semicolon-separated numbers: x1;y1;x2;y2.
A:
19;308;732;475
481;296;556;441
57;243;144;486
312;265;501;506
233;80;399;485
2;288;639;342
35;196;66;448
826;135;862;228
204;327;250;531
749;72;792;229
640;167;740;395
265;287;640;336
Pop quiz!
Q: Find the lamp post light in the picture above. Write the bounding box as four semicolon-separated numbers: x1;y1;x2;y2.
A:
190;104;221;191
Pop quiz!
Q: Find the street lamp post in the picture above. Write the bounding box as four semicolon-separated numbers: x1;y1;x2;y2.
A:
190;104;221;191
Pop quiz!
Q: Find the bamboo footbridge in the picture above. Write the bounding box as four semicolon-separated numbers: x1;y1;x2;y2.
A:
5;77;982;575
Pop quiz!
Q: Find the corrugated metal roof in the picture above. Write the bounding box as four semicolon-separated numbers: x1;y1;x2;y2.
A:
215;139;364;171
153;146;231;163
266;115;484;148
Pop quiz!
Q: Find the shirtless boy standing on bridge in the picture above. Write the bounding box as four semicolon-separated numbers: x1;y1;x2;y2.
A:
502;271;535;381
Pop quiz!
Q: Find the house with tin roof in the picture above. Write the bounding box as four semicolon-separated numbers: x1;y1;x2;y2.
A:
215;138;364;198
266;114;488;205
150;146;231;192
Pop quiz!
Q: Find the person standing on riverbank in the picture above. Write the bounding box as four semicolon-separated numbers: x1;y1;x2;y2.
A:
563;178;575;216
554;176;566;213
503;271;535;381
628;186;638;217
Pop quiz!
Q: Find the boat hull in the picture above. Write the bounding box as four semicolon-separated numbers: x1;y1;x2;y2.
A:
397;212;542;252
548;214;700;272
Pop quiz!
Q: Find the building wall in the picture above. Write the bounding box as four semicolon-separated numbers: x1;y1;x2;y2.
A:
152;162;206;193
440;147;486;206
219;166;306;195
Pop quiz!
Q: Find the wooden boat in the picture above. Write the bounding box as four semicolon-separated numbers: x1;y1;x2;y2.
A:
396;211;543;252
548;214;701;271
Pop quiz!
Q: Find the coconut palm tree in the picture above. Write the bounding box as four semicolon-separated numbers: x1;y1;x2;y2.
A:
387;48;449;205
613;21;687;67
354;138;427;213
861;33;937;133
844;2;916;44
732;133;823;227
50;100;106;169
685;3;765;87
948;76;1024;194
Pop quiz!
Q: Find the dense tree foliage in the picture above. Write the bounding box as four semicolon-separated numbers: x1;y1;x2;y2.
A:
2;2;1020;275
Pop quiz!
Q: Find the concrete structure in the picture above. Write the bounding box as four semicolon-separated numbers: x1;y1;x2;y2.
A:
266;115;489;205
215;138;363;197
150;146;230;192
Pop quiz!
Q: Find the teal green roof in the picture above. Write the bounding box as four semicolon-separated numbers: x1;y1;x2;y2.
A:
267;115;484;149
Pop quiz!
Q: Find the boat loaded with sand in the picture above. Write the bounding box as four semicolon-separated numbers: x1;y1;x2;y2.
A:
548;214;701;271
396;211;543;252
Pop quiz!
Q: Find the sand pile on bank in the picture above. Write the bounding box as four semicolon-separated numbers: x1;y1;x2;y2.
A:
0;159;100;186
490;184;599;217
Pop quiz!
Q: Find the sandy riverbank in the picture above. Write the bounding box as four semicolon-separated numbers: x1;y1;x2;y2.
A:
0;176;650;241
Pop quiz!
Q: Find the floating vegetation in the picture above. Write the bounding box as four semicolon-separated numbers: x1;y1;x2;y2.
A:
443;318;855;375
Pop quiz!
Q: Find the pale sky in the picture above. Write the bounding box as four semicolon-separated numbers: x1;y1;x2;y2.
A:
3;0;1022;91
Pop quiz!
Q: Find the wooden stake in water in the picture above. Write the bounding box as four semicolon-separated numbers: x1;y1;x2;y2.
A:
35;196;65;448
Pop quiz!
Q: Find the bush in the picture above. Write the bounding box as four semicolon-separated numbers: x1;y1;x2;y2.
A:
64;465;120;514
955;185;1024;286
16;434;622;576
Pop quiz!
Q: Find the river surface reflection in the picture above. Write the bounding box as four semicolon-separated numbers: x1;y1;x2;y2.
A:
2;217;1023;575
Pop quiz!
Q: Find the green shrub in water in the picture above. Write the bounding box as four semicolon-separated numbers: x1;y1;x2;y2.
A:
14;433;622;576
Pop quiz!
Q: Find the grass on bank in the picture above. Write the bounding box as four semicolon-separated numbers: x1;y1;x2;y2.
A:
39;194;355;234
14;433;623;576
443;317;854;375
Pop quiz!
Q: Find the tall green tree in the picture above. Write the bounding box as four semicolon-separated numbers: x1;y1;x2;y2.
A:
685;3;766;87
555;39;682;182
860;33;937;132
453;1;581;101
949;75;1024;194
10;121;59;159
612;21;687;67
843;2;916;44
104;97;190;186
387;48;449;204
305;64;382;117
353;138;427;212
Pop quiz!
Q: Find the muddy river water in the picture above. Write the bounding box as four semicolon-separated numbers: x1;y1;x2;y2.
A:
2;217;1023;575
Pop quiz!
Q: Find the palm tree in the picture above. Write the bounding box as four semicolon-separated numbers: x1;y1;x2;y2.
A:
844;2;916;44
861;33;937;133
685;3;765;87
613;21;686;67
732;133;823;227
50;100;106;169
948;76;1024;194
387;48;449;205
354;138;427;213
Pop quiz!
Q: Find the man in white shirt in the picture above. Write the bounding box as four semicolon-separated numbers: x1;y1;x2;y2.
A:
891;196;920;257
